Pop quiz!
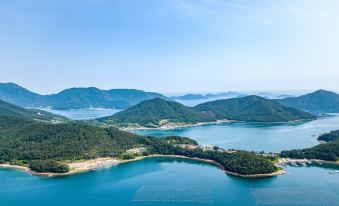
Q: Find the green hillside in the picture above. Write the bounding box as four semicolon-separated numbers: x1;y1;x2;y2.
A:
100;98;215;127
278;90;339;112
194;95;315;122
281;130;339;161
0;98;65;121
318;130;339;142
0;82;46;107
0;115;196;172
0;115;142;162
0;115;276;175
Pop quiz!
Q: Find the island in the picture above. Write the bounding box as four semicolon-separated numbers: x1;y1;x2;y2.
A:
171;92;243;101
171;94;209;100
96;98;218;129
96;96;315;129
194;95;316;123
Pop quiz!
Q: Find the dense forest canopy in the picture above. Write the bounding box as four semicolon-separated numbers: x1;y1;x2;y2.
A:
318;130;339;142
99;98;215;127
0;115;276;175
98;96;315;128
148;142;277;175
194;95;315;122
278;90;339;112
0;115;149;162
0;98;65;121
281;130;339;161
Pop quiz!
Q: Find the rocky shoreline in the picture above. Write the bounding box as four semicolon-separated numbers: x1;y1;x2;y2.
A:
118;118;315;131
121;119;233;131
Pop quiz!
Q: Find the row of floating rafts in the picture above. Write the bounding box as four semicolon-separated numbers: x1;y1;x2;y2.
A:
87;160;119;171
289;162;309;167
328;170;339;174
279;158;312;167
279;159;338;175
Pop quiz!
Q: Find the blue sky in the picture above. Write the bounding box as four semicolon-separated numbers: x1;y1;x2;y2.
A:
1;0;339;94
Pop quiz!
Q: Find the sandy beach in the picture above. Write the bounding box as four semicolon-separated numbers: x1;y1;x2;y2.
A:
0;155;288;178
0;164;30;172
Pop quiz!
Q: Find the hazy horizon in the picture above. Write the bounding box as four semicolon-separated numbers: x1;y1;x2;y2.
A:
1;0;339;94
1;81;335;97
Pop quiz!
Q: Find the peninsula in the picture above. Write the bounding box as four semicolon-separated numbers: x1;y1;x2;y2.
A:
280;130;339;162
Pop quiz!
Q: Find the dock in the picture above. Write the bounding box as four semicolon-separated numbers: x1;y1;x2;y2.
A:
329;170;339;174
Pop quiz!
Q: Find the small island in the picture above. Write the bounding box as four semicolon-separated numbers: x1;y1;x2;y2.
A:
96;96;316;130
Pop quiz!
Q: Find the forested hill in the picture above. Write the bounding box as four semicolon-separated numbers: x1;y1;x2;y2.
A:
318;130;339;142
0;115;194;170
0;99;65;121
0;115;277;175
281;130;339;161
0;115;144;162
194;95;315;122
99;98;216;127
0;82;170;110
278;90;339;112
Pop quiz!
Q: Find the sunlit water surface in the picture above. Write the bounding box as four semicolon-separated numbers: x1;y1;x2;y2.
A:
1;113;339;205
135;115;339;152
42;108;121;120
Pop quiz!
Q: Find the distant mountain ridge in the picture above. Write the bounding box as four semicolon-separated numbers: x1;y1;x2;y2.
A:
278;90;339;112
172;92;243;101
0;82;44;106
194;95;315;122
172;92;297;101
171;94;209;100
0;82;170;110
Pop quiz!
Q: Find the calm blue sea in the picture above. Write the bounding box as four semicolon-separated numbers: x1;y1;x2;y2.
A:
42;108;121;120
1;111;339;206
135;115;339;152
